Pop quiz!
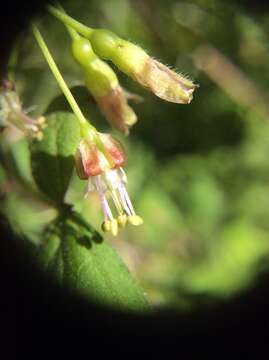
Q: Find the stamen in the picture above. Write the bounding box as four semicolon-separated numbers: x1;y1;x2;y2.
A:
37;116;47;127
118;181;143;226
35;131;44;141
101;220;111;233
119;183;136;215
104;168;120;190
128;215;143;226
110;189;124;215
118;185;132;216
118;167;127;183
95;176;113;220
118;214;127;228
110;218;118;236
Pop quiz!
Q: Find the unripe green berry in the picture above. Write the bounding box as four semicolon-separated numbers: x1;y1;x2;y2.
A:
71;36;118;97
109;40;149;76
83;58;118;97
90;29;120;59
90;30;149;77
71;37;96;67
70;34;137;133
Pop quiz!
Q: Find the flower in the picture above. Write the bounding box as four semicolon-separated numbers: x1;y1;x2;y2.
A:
75;132;143;236
47;9;199;105
0;79;46;140
89;30;199;104
71;36;137;134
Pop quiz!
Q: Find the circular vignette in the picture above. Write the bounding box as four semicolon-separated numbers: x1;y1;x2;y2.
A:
1;0;269;357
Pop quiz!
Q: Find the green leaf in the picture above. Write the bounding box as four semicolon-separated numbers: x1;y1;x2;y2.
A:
38;211;150;312
30;112;81;204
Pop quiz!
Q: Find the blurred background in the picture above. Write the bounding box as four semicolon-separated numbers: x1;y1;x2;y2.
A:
2;0;269;312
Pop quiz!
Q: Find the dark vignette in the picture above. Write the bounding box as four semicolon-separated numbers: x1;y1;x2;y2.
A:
0;0;269;357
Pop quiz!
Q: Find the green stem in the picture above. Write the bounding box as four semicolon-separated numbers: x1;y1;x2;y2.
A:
50;9;114;167
48;6;94;38
65;22;80;41
32;25;94;138
56;5;80;41
32;25;114;166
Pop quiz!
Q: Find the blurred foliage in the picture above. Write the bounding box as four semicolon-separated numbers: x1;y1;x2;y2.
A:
2;0;269;311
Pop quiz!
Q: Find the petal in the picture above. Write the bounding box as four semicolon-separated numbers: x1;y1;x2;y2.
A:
95;86;137;134
77;140;104;177
134;58;198;104
99;133;126;168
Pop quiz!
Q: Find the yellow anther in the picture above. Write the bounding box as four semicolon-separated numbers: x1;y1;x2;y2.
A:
37;116;46;125
36;131;44;141
110;218;118;236
128;215;143;226
101;220;111;233
117;214;127;228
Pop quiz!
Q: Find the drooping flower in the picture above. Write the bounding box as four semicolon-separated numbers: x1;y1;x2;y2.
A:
75;132;143;236
0;79;46;140
71;35;137;134
49;8;199;104
88;30;199;104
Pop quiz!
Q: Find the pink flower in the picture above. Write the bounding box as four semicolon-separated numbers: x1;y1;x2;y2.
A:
75;132;143;235
0;80;46;140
